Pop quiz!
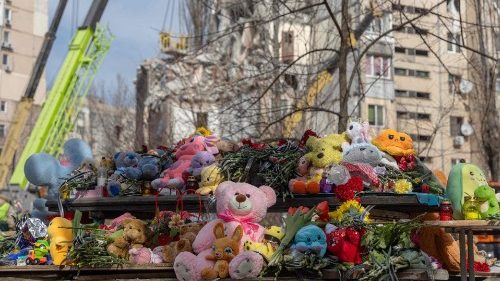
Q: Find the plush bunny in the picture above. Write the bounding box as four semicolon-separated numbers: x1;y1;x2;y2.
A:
201;223;243;280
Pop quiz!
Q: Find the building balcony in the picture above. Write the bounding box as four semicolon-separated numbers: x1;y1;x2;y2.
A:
364;76;394;100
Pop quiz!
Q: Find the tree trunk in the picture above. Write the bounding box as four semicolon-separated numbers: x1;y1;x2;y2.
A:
337;0;350;133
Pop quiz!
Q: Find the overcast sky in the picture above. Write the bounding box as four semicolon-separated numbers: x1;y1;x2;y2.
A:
46;0;182;91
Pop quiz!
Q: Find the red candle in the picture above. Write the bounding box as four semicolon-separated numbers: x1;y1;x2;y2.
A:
440;200;453;221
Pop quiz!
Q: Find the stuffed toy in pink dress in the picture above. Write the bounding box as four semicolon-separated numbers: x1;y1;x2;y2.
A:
152;135;218;192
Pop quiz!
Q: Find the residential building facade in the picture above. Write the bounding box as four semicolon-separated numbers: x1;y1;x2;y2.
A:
0;0;48;151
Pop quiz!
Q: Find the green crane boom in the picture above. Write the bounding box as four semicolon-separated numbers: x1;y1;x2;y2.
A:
9;0;112;187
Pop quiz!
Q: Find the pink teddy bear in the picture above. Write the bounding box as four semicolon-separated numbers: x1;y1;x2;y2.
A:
174;181;277;281
152;135;218;192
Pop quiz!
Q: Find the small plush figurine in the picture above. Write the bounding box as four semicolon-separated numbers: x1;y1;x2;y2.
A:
129;247;163;264
474;185;500;219
243;225;285;262
196;165;224;195
174;181;277;280
345;119;370;144
289;134;348;194
107;219;148;259
188;151;216;177
47;217;73;265
372;129;415;157
290;225;327;257
446;163;490;219
152;135;219;191
201;223;243;280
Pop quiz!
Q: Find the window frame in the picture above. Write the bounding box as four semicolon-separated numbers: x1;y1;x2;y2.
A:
368;104;384;126
365;55;391;79
447;32;462;53
0;101;6;113
0;124;5;138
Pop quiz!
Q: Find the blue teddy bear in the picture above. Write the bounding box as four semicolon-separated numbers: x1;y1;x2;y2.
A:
24;138;93;221
290;225;327;257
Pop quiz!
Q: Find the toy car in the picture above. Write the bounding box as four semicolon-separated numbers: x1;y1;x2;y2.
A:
25;240;49;265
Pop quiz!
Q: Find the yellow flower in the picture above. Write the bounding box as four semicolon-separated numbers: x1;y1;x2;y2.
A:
329;200;369;222
195;127;212;136
394;179;412;194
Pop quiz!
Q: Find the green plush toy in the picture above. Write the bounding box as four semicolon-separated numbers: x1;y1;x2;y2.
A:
474;185;500;219
446;163;489;219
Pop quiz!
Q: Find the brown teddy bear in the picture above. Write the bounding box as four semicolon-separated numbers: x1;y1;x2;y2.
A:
163;223;203;264
107;218;148;259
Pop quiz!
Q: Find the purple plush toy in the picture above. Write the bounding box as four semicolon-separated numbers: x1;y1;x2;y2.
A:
188;151;216;177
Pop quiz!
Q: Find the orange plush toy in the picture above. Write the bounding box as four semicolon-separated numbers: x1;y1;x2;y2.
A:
201;223;243;280
372;129;415;157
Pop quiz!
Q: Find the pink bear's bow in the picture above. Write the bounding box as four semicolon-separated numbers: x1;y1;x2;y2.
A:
218;210;260;241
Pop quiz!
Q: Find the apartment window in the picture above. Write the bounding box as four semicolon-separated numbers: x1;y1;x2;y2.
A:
395;47;405;53
449;74;461;94
368;105;384;126
409;134;432;142
415;49;429;56
397;111;431;120
4;8;11;26
392;4;428;15
281;31;294;63
394;68;406;76
196;112;208;128
0;101;6;112
3;31;9;43
394;67;429;78
0;124;5;138
447;32;462;53
366;55;391;78
2;54;10;72
394;26;429;36
450;116;464;136
415;70;430;78
395;90;430;99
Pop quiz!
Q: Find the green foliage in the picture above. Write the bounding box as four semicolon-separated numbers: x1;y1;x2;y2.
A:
360;219;427;281
220;142;304;198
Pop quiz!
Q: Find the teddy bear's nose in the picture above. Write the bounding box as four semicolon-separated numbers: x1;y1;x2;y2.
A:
359;147;366;151
236;194;247;203
317;153;324;159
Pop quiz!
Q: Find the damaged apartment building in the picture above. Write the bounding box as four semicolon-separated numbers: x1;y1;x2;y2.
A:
134;0;363;147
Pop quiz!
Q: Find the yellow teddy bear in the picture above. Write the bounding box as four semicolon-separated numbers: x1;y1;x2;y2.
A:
243;226;285;262
196;165;224;195
289;133;347;194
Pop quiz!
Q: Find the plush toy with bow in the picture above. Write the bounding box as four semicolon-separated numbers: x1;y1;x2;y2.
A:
345;119;370;144
152;135;218;192
174;181;277;280
187;151;216;178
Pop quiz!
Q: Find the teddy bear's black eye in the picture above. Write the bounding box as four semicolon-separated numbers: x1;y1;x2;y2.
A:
388;134;394;140
317;235;321;240
246;194;251;198
349;125;353;130
235;192;240;196
190;138;194;143
470;171;474;176
307;238;311;242
400;136;405;141
207;177;210;181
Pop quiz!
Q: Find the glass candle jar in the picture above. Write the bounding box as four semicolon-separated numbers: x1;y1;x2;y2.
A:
440;200;453;221
463;196;481;220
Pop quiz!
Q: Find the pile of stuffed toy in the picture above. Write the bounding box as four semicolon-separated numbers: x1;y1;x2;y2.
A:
0;120;497;279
